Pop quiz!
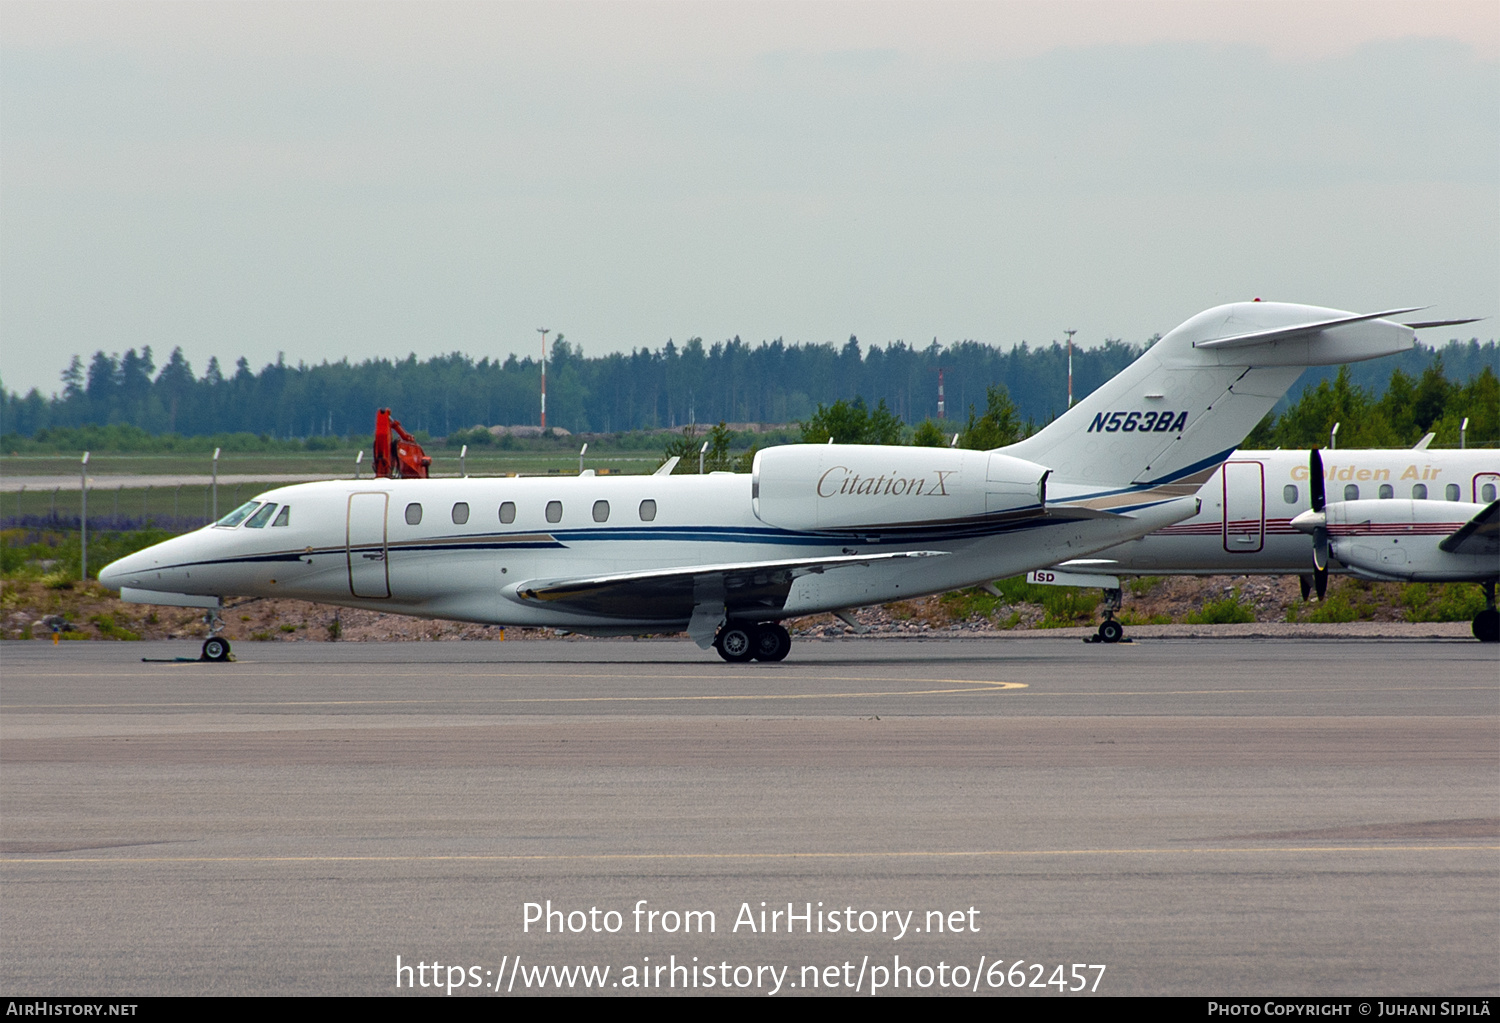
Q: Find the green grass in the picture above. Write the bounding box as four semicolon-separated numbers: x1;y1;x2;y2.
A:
1184;589;1256;624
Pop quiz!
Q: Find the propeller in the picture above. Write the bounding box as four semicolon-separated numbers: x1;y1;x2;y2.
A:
1305;448;1329;599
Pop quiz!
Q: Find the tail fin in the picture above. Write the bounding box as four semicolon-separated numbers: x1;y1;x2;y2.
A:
1000;302;1414;488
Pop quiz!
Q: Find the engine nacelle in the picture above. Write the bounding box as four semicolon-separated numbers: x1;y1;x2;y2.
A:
752;444;1049;532
1322;499;1499;582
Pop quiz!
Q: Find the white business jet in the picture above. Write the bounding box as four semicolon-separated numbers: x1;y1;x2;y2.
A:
1030;442;1498;642
99;301;1417;662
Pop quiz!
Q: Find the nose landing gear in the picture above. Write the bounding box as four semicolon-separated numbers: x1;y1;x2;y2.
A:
200;608;233;662
714;622;791;662
1085;587;1128;644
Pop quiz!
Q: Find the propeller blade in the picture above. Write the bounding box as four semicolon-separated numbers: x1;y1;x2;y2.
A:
1309;448;1325;513
1299;574;1312;602
1314;564;1328;600
1313;529;1329;571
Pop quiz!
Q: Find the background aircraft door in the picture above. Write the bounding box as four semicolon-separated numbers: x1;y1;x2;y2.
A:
347;492;391;598
1222;460;1265;553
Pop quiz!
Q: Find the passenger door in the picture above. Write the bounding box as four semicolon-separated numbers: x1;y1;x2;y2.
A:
1222;460;1265;553
347;492;391;598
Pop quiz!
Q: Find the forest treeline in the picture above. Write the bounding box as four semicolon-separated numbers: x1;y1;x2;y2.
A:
2;333;1495;447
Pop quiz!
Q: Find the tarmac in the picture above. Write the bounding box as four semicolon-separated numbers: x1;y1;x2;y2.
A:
1;635;1496;996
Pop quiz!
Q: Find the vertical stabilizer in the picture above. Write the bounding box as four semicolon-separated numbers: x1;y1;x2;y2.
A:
999;302;1414;490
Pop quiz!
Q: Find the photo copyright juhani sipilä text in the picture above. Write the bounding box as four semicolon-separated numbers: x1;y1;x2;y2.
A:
394;900;1107;995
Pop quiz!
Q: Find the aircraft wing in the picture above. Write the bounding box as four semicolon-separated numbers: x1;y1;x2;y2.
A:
1438;501;1500;557
512;550;948;622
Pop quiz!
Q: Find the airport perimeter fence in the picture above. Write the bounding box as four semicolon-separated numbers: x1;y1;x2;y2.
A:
2;481;253;534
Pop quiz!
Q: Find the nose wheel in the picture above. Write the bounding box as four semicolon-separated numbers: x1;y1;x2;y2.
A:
1085;587;1128;644
714;622;791;662
200;607;233;662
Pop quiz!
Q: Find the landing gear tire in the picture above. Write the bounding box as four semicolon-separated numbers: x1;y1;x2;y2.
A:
201;636;232;662
1097;619;1125;644
1473;608;1500;644
750;623;792;662
714;626;755;663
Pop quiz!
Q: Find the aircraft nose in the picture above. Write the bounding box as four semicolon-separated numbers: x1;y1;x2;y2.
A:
97;548;148;591
96;556;128;590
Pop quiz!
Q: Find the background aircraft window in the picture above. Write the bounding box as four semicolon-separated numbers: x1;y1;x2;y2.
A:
639;499;657;522
1484;483;1497;502
546;500;563;523
452;502;469;525
1283;485;1298;504
1343;484;1359;501
1378;484;1394;499
1412;484;1428;499
1446;483;1460;501
215;501;260;528
271;506;290;527
244;503;278;528
592;500;609;522
406;503;423;525
499;502;516;524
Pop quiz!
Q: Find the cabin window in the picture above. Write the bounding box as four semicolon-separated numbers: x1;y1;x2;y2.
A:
215;501;260;528
271;506;290;527
452;502;470;525
1484;483;1497;502
499;501;516;524
1412;484;1428;499
1446;483;1460;501
639;499;657;522
1378;484;1393;499
244;503;278;528
592;500;609;523
545;500;563;523
1283;485;1298;505
406;503;423;525
1343;484;1359;501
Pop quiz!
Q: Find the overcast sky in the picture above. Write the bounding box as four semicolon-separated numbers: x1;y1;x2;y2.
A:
2;1;1496;398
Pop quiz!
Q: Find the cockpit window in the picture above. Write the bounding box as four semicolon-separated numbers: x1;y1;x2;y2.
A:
215;501;261;528
271;506;290;527
244;503;278;528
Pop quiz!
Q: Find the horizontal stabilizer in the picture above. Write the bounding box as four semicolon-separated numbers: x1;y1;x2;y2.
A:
1192;308;1422;350
1402;317;1485;330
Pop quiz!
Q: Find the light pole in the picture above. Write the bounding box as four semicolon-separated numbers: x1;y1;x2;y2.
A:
578;443;587;475
1064;329;1077;408
537;328;550;430
1330;422;1340;451
354;450;363;479
1461;417;1469;450
212;447;221;520
460;444;468;478
699;440;709;474
80;452;89;581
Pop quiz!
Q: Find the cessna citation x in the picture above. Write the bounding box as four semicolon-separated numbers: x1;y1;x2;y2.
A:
1032;443;1499;643
100;301;1429;662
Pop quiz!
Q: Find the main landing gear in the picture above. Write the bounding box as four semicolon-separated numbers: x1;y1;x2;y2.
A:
1085;587;1128;644
714;622;792;663
201;608;233;662
1475;582;1499;644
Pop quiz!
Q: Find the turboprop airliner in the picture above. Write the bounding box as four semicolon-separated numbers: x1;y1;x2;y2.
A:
99;301;1427;662
1030;443;1499;643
